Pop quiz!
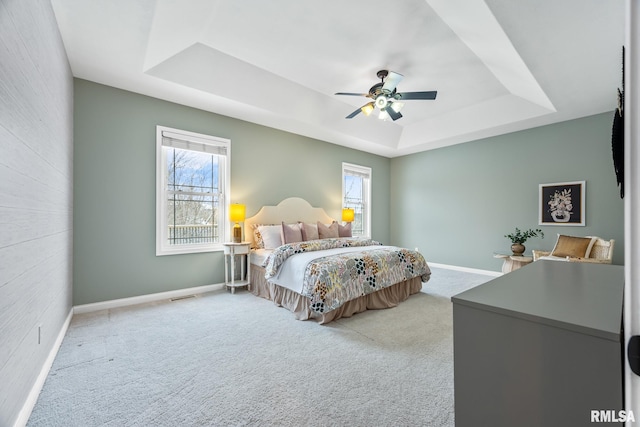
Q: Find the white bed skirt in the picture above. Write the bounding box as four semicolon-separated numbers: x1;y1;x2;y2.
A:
249;264;423;324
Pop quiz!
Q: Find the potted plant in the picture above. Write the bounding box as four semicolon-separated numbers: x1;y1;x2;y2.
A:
505;227;544;256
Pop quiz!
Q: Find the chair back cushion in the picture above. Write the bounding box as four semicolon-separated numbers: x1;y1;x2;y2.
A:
551;235;597;258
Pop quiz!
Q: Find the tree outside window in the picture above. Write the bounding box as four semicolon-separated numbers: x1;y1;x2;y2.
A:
156;126;230;255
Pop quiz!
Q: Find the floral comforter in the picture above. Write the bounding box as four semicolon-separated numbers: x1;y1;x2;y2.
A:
263;238;431;314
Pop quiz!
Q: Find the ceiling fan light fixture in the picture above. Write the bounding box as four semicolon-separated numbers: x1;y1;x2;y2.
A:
390;102;404;113
379;110;389;121
374;95;388;110
361;102;375;116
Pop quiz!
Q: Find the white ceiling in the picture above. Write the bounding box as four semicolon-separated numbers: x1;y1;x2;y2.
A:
51;0;625;158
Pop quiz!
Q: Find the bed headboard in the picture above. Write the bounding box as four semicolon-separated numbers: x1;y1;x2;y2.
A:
244;198;335;247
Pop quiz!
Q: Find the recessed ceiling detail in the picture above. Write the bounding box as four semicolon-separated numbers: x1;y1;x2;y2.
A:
52;0;624;157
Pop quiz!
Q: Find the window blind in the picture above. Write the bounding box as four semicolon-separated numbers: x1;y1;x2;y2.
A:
161;130;228;156
344;165;371;179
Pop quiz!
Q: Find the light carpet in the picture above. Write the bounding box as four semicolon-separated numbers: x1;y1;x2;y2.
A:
26;267;493;427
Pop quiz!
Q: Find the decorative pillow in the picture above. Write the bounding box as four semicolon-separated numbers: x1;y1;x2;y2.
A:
300;222;319;241
338;222;352;237
258;224;283;249
281;222;303;244
251;224;265;249
317;221;339;239
550;235;597;258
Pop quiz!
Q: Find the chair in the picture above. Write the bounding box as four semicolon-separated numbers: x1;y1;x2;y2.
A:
532;236;614;264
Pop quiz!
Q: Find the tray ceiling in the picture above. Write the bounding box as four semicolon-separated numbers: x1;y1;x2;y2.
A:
51;0;625;157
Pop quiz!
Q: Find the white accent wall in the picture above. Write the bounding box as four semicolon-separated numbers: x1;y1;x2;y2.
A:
0;1;74;425
625;0;640;420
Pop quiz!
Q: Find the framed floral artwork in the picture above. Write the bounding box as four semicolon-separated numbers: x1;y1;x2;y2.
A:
539;181;585;226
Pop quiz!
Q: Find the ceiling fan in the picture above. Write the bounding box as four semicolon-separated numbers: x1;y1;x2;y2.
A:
335;70;437;121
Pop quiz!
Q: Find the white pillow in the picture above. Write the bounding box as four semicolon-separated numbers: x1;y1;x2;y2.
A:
258;225;283;249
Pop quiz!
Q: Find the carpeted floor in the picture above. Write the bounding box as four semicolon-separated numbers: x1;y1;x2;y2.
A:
26;267;494;427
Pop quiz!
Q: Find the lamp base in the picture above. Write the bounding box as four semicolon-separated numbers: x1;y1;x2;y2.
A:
233;224;242;243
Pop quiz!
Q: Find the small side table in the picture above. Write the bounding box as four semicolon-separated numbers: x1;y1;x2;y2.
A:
494;253;533;274
223;242;251;294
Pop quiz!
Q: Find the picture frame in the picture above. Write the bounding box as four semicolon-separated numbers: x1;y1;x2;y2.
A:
539;181;585;226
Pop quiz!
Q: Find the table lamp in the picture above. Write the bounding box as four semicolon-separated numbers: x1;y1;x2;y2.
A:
342;208;354;224
229;203;245;243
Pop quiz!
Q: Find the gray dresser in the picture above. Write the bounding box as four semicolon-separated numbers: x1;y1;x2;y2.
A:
452;260;624;427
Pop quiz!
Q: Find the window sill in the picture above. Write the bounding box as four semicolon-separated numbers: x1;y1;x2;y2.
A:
156;244;225;256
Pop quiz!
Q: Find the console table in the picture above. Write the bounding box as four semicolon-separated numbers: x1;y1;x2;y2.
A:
452;260;624;427
493;253;532;273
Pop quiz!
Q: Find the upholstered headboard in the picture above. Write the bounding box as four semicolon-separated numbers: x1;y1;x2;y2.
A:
244;198;335;247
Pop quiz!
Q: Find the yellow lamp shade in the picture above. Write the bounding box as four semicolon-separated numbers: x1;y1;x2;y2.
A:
229;204;246;222
230;204;245;243
361;102;375;116
342;208;355;222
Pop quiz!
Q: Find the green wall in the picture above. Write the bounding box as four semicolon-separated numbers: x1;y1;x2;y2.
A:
73;79;390;305
74;79;623;304
390;112;624;271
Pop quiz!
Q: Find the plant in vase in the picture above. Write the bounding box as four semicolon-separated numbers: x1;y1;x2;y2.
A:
505;227;544;256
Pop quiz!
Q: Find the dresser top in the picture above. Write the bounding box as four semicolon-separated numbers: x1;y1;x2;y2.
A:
452;261;624;341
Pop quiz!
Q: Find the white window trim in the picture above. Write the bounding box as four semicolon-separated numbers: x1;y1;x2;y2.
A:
342;162;372;237
156;125;231;256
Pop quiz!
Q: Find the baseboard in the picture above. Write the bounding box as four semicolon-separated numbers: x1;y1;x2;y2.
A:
14;308;73;427
73;282;225;314
428;262;502;277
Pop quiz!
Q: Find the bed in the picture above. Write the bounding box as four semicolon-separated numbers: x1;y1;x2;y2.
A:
245;197;431;324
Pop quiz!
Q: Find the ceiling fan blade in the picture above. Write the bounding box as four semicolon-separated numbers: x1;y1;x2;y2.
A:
335;92;369;97
385;104;403;121
396;91;438;100
382;71;403;94
346;108;362;119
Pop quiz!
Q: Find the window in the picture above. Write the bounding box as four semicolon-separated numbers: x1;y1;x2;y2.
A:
342;162;371;237
156;126;230;255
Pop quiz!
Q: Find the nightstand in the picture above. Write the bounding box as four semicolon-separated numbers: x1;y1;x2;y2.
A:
223;242;251;294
